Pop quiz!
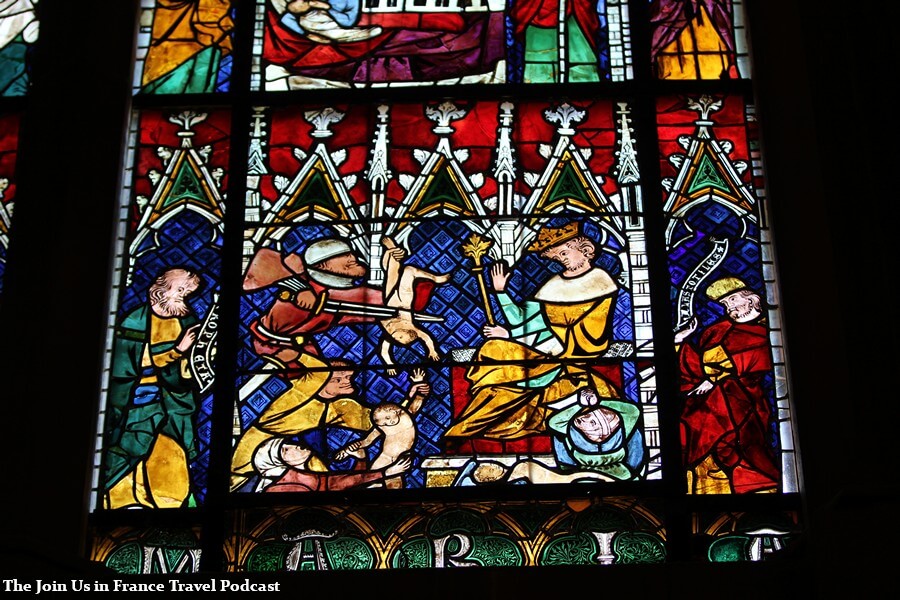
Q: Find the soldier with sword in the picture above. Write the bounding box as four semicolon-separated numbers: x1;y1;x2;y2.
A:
232;237;443;490
243;237;443;373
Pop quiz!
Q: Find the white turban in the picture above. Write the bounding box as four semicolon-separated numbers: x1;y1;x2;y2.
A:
303;238;353;266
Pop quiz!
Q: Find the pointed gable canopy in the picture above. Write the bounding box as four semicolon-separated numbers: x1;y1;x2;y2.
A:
251;108;368;257
521;103;625;248
130;112;225;258
405;155;480;218
662;95;757;242
273;156;352;223
666;140;755;216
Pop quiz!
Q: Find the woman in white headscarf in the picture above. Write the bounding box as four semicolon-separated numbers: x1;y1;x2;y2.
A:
251;437;330;491
251;438;290;492
250;436;411;493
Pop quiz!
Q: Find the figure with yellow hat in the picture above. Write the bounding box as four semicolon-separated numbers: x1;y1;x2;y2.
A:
445;221;623;442
673;276;780;494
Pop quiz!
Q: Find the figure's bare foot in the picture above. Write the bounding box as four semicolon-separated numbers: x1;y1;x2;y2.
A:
386;368;397;377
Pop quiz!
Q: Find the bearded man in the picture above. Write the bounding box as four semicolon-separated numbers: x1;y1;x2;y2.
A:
103;267;202;509
674;277;780;494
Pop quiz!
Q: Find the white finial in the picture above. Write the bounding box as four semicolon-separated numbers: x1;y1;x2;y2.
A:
544;103;585;135
304;107;345;138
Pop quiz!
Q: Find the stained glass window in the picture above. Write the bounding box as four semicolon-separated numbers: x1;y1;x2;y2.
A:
650;0;749;80
695;511;800;562
232;99;660;497
252;0;633;88
95;108;229;510
658;94;798;495
88;0;804;574
0;0;39;96
0;0;37;296
0;111;21;295
91;527;203;574
228;498;666;570
134;0;234;94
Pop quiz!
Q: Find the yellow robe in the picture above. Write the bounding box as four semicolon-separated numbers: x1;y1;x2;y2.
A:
142;0;233;88
446;268;620;440
105;314;195;509
231;352;372;491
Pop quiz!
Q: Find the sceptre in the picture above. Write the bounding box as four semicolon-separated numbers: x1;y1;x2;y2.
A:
461;233;495;325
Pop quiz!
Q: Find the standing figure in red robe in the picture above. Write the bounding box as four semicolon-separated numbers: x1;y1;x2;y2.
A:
674;277;780;494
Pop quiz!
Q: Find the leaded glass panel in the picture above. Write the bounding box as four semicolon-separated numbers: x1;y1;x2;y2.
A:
90;527;203;574
133;0;235;95
658;94;797;494
227;498;665;570
233;99;659;495
0;111;20;295
650;0;750;80
694;511;801;562
252;0;632;89
85;0;805;575
0;0;38;96
95;108;230;509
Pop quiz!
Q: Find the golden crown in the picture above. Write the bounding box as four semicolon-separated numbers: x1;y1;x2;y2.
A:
527;222;580;252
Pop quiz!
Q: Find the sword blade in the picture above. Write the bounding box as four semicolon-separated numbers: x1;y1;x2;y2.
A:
322;300;444;322
323;300;397;318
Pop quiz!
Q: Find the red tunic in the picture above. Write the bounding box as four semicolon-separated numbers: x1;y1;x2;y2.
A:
265;463;384;493
678;318;780;493
252;273;383;359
